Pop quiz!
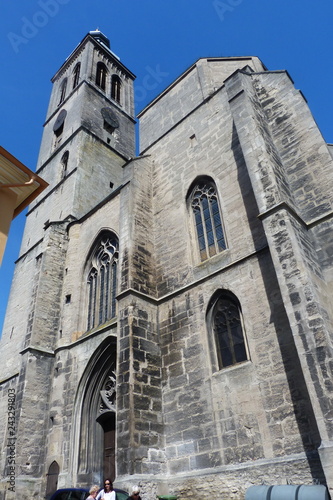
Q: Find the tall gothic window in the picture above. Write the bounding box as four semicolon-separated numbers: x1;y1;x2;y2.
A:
189;178;226;261
86;233;118;331
208;292;248;371
96;62;108;91
111;75;121;103
58;78;67;105
72;62;81;89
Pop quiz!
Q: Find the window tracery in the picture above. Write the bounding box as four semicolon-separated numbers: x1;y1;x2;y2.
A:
190;180;226;261
99;371;116;414
210;293;248;370
87;234;118;331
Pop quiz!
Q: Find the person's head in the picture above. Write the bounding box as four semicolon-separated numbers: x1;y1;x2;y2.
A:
131;486;140;498
89;485;99;498
104;479;113;491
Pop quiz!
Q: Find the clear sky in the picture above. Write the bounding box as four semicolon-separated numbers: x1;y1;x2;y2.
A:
1;0;332;333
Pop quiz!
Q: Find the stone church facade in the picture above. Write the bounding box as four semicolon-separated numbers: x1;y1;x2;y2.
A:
1;30;333;500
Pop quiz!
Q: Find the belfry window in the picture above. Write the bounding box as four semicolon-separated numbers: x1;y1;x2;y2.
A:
96;62;107;91
189;178;226;261
111;75;121;103
58;78;67;105
72;62;81;89
207;292;248;371
86;233;118;331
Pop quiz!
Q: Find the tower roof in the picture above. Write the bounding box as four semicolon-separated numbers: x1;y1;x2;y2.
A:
89;29;110;49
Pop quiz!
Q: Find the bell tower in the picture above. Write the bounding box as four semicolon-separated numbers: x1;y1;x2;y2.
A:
18;30;136;257
0;31;136;498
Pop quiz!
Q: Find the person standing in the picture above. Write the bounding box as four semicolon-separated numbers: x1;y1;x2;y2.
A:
87;485;100;500
96;479;116;500
126;486;141;500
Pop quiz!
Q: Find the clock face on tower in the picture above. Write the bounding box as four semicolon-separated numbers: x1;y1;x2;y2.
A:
53;109;67;132
101;107;120;129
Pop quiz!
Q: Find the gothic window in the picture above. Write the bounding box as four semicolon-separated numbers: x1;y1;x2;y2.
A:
58;78;67;105
60;151;69;178
189;178;226;261
86;233;118;331
96;62;108;91
72;62;81;89
208;292;248;371
111;75;121;103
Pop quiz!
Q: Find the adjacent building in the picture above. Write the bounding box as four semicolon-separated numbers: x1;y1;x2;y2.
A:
0;146;47;265
1;30;333;500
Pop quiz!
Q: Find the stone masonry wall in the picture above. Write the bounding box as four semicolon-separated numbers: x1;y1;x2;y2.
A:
117;296;164;477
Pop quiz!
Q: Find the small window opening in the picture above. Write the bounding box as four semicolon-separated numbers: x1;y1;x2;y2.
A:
58;78;67;105
61;151;69;178
72;62;81;89
111;75;121;103
103;120;115;135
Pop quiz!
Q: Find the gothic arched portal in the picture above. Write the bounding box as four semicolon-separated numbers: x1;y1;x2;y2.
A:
73;337;117;485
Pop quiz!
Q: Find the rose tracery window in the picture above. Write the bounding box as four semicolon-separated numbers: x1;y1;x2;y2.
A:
190;180;226;261
87;234;118;331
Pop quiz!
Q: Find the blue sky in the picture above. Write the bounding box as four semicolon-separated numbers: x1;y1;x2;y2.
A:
1;0;332;332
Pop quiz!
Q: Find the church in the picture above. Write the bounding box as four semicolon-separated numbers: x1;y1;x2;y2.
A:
1;30;333;500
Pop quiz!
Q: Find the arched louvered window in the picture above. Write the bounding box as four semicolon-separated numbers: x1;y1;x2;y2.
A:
72;62;81;89
209;292;248;370
87;233;118;331
111;75;121;103
96;62;107;91
189;178;226;261
58;78;67;105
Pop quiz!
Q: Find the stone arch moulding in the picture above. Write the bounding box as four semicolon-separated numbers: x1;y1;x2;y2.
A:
70;336;117;486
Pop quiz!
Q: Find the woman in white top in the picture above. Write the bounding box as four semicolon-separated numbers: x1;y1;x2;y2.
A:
96;479;116;500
